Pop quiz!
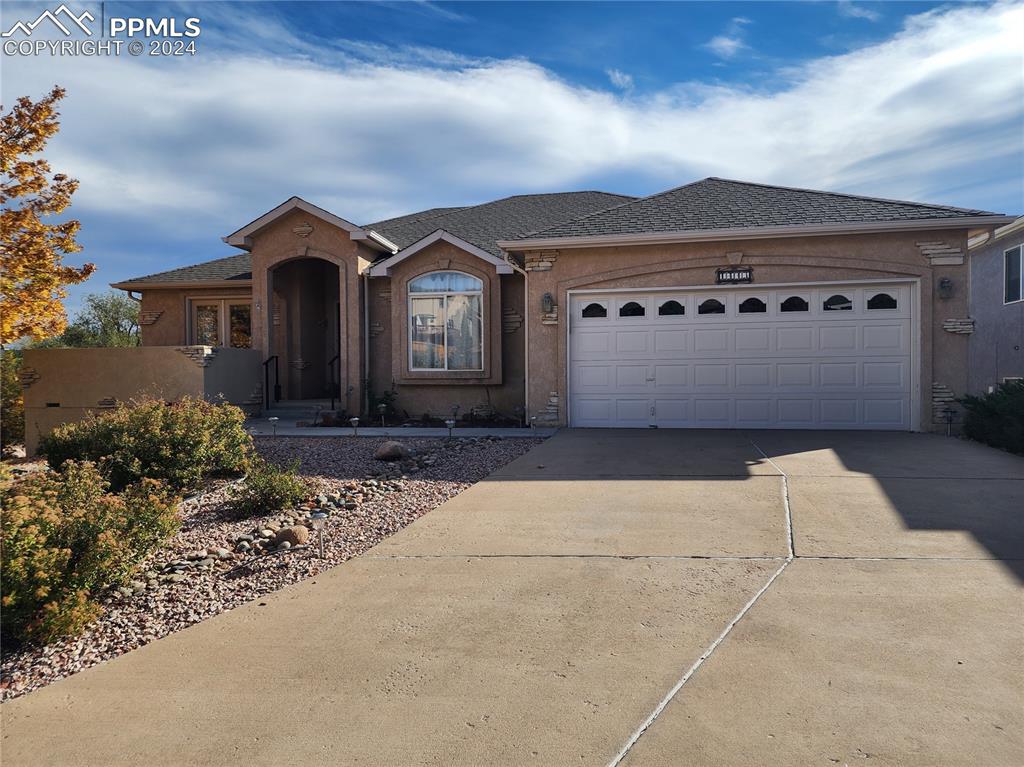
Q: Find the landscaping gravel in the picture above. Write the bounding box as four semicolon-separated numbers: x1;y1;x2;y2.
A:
0;435;541;701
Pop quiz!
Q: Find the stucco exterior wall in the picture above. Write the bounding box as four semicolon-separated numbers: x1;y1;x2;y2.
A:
968;235;1024;393
367;240;526;421
514;229;972;431
21;346;261;455
248;208;376;416
138;287;252;346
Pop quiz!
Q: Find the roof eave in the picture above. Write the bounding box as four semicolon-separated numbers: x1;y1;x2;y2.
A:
499;216;1017;252
111;279;253;291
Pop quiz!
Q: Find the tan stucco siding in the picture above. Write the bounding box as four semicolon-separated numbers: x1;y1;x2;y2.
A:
366;240;526;421
138;287;252;346
516;229;971;431
248;208;376;415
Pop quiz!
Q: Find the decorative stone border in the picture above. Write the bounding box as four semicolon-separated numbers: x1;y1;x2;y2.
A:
139;310;163;326
502;307;523;334
524;250;558;272
931;382;958;423
175;346;218;367
917;241;964;266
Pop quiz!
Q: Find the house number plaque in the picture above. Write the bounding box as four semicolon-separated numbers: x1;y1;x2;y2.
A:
716;267;753;284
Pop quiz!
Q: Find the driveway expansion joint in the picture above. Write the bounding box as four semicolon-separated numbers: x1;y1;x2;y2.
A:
608;438;799;766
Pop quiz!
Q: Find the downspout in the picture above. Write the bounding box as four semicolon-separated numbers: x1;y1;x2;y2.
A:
504;255;529;426
362;270;371;417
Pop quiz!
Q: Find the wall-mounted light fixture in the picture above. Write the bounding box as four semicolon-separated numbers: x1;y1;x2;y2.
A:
541;292;555;313
937;277;954;299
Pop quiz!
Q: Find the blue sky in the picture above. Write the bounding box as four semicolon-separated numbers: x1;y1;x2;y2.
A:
2;0;1022;316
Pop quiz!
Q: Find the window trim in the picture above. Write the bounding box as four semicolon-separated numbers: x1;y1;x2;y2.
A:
187;296;252;348
407;271;485;372
1004;244;1023;305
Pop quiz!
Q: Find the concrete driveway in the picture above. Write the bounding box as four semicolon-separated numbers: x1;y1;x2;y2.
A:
2;430;1022;766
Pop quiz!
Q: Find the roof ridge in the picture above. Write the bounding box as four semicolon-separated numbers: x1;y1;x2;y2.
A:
705;176;996;215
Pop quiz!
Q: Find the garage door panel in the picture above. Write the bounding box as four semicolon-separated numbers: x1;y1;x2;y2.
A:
862;361;905;388
863;324;905;351
736;364;772;387
615;331;649;353
694;329;730;352
820;363;858;387
570;284;914;430
573;364;611;390
654;329;689;352
820;399;859;424
694;399;731;424
777;326;815;352
694;364;730;387
736;399;772;424
819;325;858;352
735;327;771;351
654;364;689;387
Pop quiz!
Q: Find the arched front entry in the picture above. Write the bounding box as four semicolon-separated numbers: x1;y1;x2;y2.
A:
269;257;341;400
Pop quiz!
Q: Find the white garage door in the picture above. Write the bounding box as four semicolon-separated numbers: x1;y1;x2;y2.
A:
569;283;915;430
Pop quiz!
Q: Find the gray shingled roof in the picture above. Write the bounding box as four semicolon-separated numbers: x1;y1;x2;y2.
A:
520;177;1004;240
115;192;633;288
113;253;252;288
366;191;634;256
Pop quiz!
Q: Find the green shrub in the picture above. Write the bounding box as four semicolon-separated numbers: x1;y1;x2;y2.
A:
228;456;305;517
960;380;1024;455
39;396;253;493
1;349;24;450
1;461;179;644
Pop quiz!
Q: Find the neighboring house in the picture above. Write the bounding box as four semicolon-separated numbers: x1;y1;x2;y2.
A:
21;178;1017;450
967;216;1024;394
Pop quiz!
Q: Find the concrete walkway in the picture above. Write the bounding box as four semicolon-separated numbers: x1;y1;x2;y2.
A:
2;430;1022;766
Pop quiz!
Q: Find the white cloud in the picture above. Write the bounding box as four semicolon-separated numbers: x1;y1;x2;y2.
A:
702;17;752;59
5;0;1022;233
837;1;882;22
606;68;634;90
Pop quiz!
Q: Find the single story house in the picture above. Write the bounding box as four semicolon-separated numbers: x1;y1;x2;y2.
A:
21;177;1017;450
966;216;1024;394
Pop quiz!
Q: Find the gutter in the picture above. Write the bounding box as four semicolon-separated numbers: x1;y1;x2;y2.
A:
111;280;253;291
498;215;1018;252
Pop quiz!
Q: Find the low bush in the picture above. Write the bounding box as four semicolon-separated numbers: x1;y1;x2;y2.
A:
39;396;253;493
228;456;305;517
1;461;179;644
960;380;1024;455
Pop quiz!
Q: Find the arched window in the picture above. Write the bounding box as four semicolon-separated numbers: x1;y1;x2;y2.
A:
409;271;483;371
738;297;767;314
698;298;726;315
780;296;809;312
867;292;898;310
823;294;852;311
581;302;607;318
619;301;645;317
658;300;685;316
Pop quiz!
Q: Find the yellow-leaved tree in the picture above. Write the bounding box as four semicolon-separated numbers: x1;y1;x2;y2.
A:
1;86;95;344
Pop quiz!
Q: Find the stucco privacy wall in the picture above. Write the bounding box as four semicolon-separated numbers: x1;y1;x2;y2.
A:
969;235;1024;393
367;239;526;420
20;347;262;455
139;287;252;346
515;229;972;431
248;208;377;416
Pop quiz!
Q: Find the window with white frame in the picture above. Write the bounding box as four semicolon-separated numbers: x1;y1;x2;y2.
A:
409;271;483;371
190;298;252;348
1005;245;1023;303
